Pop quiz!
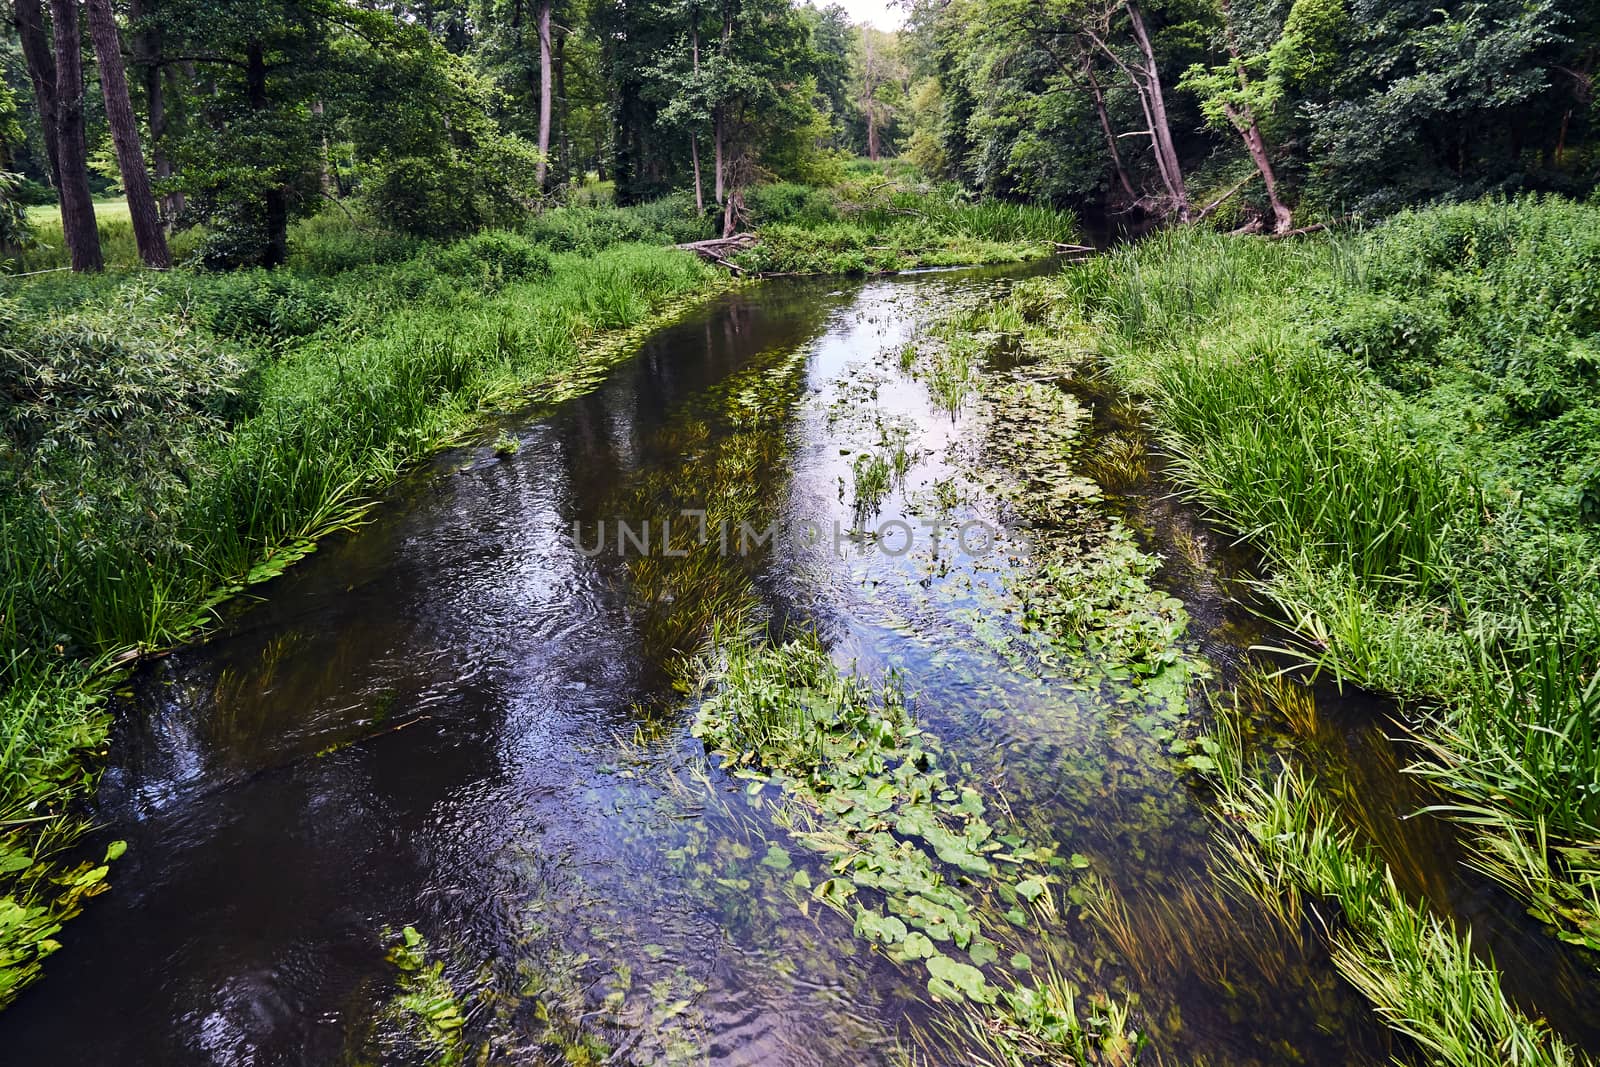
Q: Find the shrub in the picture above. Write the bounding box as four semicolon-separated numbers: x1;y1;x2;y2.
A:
746;183;838;226
193;271;347;344
365;155;485;239
432;230;553;293
288;210;423;276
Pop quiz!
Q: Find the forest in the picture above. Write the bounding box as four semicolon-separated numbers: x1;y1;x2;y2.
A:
1;0;1599;1064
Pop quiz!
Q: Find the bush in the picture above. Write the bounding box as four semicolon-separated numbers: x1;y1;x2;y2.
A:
288;210;423;276
521;194;711;254
365;155;485;239
193;270;347;344
732;222;889;275
746;183;839;227
433;230;552;286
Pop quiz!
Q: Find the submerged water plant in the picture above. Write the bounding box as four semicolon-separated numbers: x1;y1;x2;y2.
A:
691;626;1145;1061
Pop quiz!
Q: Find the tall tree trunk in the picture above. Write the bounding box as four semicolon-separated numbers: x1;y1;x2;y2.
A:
49;0;102;271
536;0;552;192
691;136;704;214
714;16;732;205
246;40;287;268
555;28;570;187
85;0;169;267
690;20;703;214
866;106;880;161
1084;58;1136;203
13;0;62;188
1123;0;1188;220
128;0;177;222
713;111;724;205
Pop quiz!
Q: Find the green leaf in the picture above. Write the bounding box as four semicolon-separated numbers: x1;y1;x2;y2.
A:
925;953;997;1004
1015;876;1046;902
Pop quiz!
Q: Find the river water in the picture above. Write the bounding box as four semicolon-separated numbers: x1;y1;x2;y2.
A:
3;266;1595;1065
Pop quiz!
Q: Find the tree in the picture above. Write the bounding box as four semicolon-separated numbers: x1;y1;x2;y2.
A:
651;0;716;212
48;0;101;270
84;0;170;265
11;0;60;187
0;85;31;256
805;3;853;147
701;0;818;230
852;26;905;160
1180;0;1294;231
536;0;552;191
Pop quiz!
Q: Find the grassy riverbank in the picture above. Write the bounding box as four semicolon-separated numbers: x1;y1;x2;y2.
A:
732;176;1079;274
15;174;1074;282
0;215;723;1006
959;196;1599;1061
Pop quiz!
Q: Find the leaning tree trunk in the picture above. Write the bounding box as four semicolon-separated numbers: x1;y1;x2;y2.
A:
536;0;553;192
85;0;169;267
49;0;102;271
13;0;62;188
1084;58;1137;203
1219;1;1289;233
1123;0;1188;220
1225;103;1291;233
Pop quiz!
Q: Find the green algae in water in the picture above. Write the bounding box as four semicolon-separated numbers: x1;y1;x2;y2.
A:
689;627;1146;1061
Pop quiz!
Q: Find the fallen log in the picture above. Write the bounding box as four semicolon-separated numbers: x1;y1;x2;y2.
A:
675;232;759;259
1268;215;1355;240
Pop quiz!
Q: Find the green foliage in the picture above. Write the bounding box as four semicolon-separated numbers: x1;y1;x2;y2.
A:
432;230;553;291
0;837;125;1011
690;627;1140;1060
356;60;544;238
192;271;348;344
1040;194;1600;957
1208;723;1587;1067
901;0;1597;223
520;194;712;254
745;182;840;225
732;179;1076;274
0;172;31;260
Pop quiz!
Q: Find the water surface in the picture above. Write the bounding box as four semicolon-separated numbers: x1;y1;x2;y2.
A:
4;267;1595;1065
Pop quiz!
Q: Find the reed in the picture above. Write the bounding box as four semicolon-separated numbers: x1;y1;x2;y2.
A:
1037;198;1600;953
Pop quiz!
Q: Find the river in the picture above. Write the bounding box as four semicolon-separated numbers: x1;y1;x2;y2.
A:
3;265;1595;1065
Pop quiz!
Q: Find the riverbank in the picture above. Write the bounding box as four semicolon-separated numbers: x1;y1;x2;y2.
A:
12;172;1078;282
956;196;1599;1063
0;220;725;1005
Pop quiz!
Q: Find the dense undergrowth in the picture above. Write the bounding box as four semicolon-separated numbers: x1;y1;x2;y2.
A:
0;209;722;1006
992;196;1600;1060
734;176;1079;274
13;169;1077;281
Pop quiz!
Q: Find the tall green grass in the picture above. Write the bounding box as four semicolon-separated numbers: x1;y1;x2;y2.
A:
1208;712;1590;1067
733;179;1078;275
1027;197;1600;958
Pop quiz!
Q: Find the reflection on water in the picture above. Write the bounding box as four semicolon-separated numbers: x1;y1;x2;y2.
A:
0;267;1593;1066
